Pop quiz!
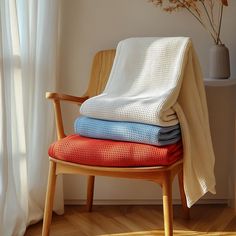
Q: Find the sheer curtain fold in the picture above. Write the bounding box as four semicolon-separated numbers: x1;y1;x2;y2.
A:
0;0;63;235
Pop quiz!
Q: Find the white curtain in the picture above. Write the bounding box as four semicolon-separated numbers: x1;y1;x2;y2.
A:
0;0;63;235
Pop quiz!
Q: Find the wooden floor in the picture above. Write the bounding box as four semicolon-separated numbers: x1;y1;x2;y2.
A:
25;204;236;236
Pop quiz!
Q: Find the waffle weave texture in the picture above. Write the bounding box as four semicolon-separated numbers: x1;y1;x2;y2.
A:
78;37;216;207
74;116;181;146
80;37;189;126
48;135;183;167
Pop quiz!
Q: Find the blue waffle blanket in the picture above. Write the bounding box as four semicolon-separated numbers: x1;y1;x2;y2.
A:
74;116;181;146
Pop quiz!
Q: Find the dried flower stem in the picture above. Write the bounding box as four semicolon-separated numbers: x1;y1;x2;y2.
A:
217;3;224;45
176;0;218;44
208;0;215;24
149;0;228;45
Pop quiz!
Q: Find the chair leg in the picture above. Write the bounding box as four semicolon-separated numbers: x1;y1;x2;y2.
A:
87;175;95;212
162;173;173;236
42;161;57;236
178;169;190;219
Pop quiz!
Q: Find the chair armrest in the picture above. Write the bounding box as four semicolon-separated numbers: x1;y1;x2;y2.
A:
46;92;89;104
46;92;89;140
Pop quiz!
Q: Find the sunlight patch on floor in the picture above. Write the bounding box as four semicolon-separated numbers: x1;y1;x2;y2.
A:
99;230;236;236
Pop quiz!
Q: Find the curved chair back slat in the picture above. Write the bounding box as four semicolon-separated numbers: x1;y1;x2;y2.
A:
84;49;116;97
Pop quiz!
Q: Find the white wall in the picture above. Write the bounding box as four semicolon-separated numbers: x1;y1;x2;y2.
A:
59;0;236;204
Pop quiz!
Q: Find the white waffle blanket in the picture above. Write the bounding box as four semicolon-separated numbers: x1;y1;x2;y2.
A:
81;37;216;207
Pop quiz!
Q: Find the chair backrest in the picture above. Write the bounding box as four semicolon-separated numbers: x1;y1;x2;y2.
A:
84;49;116;97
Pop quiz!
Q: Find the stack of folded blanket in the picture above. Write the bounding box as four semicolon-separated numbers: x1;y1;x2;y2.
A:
73;37;215;208
74;116;181;146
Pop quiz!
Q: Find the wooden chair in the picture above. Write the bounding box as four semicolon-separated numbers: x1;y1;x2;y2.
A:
42;49;190;236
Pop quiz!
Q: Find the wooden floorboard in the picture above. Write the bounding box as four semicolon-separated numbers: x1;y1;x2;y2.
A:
25;204;236;236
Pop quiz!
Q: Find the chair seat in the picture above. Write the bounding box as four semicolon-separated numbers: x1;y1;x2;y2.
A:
48;135;183;167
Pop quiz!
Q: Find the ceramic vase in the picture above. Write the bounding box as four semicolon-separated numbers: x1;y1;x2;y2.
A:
209;44;230;79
